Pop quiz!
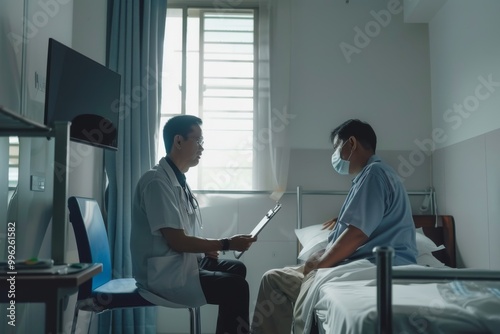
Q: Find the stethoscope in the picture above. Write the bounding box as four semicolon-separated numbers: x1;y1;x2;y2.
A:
183;185;203;229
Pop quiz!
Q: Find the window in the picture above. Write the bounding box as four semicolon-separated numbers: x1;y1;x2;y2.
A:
160;6;257;190
8;137;19;189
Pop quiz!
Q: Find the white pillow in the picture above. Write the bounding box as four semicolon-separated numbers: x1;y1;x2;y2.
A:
415;228;445;255
414;228;447;267
294;225;447;264
295;224;329;261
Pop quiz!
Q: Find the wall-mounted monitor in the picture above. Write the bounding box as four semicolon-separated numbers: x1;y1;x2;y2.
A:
44;38;121;150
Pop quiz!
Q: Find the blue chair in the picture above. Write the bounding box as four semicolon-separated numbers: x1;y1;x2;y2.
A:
68;196;201;334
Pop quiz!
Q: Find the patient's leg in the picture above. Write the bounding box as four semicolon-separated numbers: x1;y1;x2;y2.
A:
292;271;317;334
251;265;303;334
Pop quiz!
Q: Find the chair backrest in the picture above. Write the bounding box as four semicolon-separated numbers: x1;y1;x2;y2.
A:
68;196;112;294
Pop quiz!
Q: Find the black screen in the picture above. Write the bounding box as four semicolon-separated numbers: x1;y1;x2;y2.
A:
44;38;121;150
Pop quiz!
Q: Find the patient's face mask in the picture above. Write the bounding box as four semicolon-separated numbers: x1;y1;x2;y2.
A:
331;140;352;175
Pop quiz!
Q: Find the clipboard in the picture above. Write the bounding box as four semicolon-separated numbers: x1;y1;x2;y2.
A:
234;202;282;259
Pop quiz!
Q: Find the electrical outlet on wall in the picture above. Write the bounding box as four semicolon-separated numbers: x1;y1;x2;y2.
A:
34;71;46;93
30;175;45;192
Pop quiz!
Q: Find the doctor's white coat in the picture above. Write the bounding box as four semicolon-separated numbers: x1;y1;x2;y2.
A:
131;158;206;307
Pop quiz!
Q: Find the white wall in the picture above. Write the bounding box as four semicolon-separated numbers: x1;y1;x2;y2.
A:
283;0;433;201
429;0;500;269
288;0;431;152
0;0;25;269
284;0;434;198
22;0;74;123
0;0;23;113
68;0;108;210
430;0;500;149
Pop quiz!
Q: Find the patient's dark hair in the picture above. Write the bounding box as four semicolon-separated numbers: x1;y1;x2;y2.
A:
330;119;377;152
163;115;203;154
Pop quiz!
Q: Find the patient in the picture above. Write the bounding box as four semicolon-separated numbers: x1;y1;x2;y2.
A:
250;119;417;334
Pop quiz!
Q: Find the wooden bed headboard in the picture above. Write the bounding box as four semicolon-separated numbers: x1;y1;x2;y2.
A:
412;215;456;268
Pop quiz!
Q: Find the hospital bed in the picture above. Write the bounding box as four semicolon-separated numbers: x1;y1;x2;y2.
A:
299;215;500;334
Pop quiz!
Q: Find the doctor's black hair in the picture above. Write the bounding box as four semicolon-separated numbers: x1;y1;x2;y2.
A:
163;115;203;154
330;119;377;152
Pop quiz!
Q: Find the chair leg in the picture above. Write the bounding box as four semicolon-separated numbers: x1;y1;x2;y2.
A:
87;311;94;334
72;304;95;334
188;307;201;334
71;306;80;334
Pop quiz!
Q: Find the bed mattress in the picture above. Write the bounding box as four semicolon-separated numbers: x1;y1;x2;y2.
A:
314;279;500;334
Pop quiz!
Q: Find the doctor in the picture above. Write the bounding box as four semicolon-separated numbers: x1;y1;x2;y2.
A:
131;115;256;334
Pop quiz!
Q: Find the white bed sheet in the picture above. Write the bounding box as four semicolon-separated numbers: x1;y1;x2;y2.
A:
314;280;498;334
300;261;500;334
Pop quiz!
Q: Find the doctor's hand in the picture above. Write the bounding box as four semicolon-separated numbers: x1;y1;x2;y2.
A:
229;234;257;252
321;217;338;230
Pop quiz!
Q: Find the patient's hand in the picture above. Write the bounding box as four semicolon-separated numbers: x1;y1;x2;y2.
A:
322;217;338;230
303;249;325;276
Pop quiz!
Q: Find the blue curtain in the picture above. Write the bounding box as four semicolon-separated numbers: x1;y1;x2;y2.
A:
102;0;167;333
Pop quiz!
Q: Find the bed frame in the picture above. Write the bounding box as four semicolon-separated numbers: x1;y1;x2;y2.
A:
375;215;500;334
412;215;456;268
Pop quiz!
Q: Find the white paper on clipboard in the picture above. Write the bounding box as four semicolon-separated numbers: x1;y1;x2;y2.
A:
234;203;282;259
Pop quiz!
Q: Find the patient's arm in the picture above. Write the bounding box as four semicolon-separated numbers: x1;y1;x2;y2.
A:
303;225;368;275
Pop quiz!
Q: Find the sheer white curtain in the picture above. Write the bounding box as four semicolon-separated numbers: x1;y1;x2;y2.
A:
255;0;292;201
